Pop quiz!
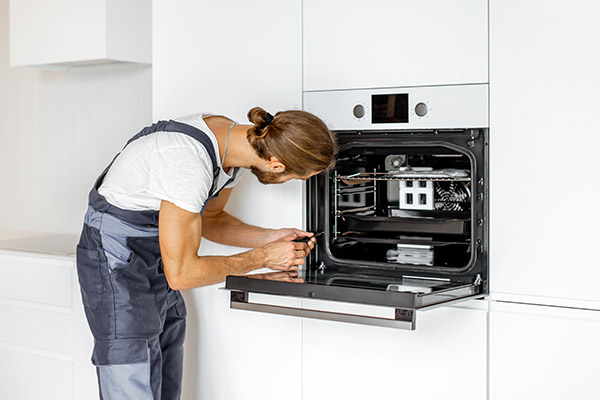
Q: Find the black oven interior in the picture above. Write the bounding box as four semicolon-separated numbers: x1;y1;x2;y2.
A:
304;128;488;295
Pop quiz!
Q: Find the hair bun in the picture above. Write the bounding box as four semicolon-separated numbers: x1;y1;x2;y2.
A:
247;107;274;138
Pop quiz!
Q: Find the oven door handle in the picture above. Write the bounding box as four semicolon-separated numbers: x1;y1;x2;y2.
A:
230;291;416;330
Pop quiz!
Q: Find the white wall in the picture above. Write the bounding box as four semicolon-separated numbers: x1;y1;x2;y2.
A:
0;0;152;234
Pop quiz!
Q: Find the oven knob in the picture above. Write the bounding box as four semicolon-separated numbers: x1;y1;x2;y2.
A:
353;104;365;119
415;102;428;117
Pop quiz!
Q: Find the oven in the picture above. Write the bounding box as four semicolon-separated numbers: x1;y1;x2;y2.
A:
225;84;489;330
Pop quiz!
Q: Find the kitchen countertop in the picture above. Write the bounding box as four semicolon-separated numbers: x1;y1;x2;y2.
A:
0;229;78;259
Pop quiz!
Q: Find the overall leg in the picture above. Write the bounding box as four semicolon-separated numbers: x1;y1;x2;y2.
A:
159;291;187;400
79;209;168;400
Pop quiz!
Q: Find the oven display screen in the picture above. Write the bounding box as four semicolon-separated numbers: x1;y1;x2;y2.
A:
371;94;409;124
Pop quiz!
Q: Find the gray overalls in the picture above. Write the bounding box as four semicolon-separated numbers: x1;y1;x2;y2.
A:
76;120;232;399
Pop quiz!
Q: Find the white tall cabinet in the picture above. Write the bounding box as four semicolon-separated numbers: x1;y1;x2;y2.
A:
489;1;600;398
489;0;600;306
152;1;305;399
299;2;489;399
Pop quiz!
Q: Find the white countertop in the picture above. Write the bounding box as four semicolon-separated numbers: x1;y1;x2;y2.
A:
0;229;78;258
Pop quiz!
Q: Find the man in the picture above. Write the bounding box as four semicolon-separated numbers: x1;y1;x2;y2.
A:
76;107;337;399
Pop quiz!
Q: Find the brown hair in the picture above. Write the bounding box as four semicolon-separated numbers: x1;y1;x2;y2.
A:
246;107;337;176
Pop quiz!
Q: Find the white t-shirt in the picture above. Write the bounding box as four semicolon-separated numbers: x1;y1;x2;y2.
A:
98;114;245;213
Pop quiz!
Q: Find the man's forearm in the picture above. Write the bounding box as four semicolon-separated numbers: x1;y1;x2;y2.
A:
167;248;266;290
202;211;274;248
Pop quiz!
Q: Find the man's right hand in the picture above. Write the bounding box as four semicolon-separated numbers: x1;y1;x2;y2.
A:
260;235;313;271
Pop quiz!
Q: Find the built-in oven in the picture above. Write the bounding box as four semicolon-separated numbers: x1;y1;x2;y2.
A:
225;84;489;330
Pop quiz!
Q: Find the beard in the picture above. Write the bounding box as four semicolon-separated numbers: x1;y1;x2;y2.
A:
250;165;286;185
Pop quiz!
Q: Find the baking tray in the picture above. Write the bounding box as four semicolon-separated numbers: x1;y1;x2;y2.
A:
342;215;468;235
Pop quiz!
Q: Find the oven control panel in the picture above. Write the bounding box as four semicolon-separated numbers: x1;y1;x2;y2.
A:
304;84;488;130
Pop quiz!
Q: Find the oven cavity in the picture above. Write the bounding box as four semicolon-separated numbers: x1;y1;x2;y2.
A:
329;142;475;270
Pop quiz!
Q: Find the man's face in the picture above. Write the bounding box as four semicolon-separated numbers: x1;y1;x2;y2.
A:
250;165;320;184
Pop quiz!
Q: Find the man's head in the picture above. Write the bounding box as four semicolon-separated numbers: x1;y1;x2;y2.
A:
246;107;337;184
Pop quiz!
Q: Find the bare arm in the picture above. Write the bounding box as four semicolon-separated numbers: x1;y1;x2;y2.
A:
201;188;313;248
158;200;311;290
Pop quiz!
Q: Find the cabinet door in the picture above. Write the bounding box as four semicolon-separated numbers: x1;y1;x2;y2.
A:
303;0;488;91
489;1;600;304
302;302;487;400
183;280;302;400
0;346;72;400
489;302;600;399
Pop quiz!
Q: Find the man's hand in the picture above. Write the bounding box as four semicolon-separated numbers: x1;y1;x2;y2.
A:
263;228;316;255
260;235;313;271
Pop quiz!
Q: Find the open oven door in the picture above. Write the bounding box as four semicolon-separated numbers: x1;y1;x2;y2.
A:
224;273;484;330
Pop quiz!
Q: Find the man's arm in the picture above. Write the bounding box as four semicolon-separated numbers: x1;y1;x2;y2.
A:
201;188;313;248
159;200;310;290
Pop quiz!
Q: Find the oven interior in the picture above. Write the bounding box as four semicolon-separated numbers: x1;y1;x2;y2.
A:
305;129;488;295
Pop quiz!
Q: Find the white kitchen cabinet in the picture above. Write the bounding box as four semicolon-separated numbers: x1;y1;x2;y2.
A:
9;0;151;67
0;251;97;400
302;301;487;400
489;301;600;399
303;0;488;91
489;1;600;305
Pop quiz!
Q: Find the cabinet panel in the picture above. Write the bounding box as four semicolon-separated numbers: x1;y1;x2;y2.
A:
303;0;488;91
490;302;600;399
0;302;72;354
0;346;72;400
489;1;600;303
182;284;302;400
302;303;487;400
0;254;72;307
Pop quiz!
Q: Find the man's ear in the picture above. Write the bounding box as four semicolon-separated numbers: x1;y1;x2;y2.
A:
267;158;286;173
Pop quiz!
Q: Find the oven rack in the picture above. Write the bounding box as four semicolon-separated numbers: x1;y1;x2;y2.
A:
337;171;471;182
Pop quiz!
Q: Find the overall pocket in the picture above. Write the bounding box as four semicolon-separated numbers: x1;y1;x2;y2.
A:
76;245;105;309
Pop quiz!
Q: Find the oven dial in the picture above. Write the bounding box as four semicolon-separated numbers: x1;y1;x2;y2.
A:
353;104;365;119
415;102;428;117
